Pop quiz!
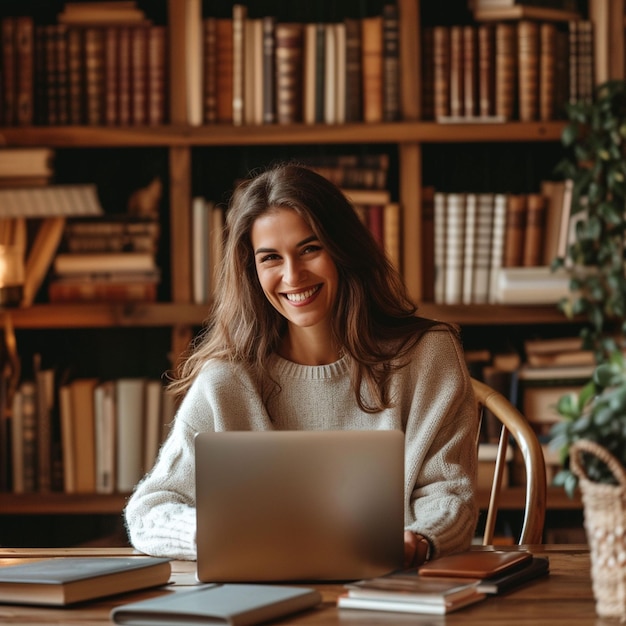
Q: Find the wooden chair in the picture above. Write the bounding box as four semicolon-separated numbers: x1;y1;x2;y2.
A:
471;377;547;545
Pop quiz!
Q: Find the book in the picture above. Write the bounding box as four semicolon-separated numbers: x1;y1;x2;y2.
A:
382;3;400;122
115;377;146;492
339;572;486;615
478;23;495;117
344;17;362;122
94;380;116;494
69;378;98;493
0;556;171;606
111;583;322;626
522;193;546;267
472;193;494;303
274;22;304;124
443;192;466;304
53;252;156;275
493;265;570;304
517;20;539;122
418;550;532;579
488;193;507;303
495;23;516;121
476;556;550;594
361;15;383;123
503;194;527;267
232;4;247;126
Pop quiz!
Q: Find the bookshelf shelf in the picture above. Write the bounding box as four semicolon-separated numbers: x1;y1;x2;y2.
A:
477;487;582;512
7;303;208;329
0;493;129;515
0;121;566;148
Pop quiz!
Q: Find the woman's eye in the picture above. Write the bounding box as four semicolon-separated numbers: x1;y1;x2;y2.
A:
301;244;322;255
259;253;280;263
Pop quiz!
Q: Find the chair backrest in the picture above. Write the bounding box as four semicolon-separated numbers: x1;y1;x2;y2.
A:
471;377;547;545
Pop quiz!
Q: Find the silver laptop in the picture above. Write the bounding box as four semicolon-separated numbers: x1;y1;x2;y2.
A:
194;429;405;583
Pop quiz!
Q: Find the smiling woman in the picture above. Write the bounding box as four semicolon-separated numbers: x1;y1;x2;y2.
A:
123;163;480;570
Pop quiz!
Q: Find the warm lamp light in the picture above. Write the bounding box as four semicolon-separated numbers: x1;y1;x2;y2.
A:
0;244;24;308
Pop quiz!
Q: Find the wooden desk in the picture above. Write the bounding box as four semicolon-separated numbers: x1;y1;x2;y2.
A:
0;545;600;625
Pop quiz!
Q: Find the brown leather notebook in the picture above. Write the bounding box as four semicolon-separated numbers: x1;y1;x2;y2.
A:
418;550;532;579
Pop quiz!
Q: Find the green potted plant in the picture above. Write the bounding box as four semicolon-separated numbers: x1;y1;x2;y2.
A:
549;79;626;620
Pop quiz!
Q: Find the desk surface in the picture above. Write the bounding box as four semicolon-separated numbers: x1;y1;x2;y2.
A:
0;545;600;625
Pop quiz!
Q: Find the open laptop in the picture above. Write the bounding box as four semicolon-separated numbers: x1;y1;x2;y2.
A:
194;429;405;583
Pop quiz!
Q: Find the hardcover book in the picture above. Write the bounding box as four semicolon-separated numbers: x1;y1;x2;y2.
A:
111;584;322;626
0;557;171;606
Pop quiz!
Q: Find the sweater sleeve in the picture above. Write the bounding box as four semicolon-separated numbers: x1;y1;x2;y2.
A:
403;328;479;558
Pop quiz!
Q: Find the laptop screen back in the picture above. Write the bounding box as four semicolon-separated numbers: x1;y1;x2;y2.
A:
195;429;404;582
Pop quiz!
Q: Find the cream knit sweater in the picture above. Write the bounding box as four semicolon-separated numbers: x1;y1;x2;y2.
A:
124;326;479;560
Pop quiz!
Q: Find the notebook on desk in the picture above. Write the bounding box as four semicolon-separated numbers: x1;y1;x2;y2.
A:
194;429;405;583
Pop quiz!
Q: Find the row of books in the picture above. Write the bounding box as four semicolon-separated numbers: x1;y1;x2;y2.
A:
6;374;174;495
422;17;592;123
1;13;166;127
427;180;572;305
196;3;401;126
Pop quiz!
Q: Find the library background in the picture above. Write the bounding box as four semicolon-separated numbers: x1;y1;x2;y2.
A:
0;0;620;546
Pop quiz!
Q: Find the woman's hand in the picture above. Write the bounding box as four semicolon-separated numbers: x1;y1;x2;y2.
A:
403;530;431;568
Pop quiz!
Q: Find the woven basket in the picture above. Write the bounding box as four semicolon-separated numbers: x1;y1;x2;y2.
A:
570;440;626;620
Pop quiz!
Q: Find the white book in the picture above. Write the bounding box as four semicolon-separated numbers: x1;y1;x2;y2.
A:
115;378;146;493
488;193;508;303
472;193;495;303
462;193;477;304
338;591;485;615
94;381;116;494
433;192;447;304
493;265;571;304
444;193;466;304
143;380;163;472
324;23;337;124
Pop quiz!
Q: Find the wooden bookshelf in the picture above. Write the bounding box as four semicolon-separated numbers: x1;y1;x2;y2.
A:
0;0;620;543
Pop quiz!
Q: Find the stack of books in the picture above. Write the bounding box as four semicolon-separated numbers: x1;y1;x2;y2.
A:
338;550;549;615
49;215;160;303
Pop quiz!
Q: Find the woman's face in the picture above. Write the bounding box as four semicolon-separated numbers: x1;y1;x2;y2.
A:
251;207;339;331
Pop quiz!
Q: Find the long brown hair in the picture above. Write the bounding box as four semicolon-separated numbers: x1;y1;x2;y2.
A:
169;163;439;411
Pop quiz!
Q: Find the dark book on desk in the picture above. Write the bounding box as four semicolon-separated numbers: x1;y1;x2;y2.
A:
477;556;550;594
111;583;322;626
0;557;171;606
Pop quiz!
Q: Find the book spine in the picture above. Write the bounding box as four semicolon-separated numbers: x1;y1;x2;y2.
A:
449;25;464;118
522;192;546;266
361;15;383;123
146;25;166;125
103;26;119;126
344;17;362;122
129;25;148;125
231;3;247;126
215;18;233;123
432;26;450;119
462;25;477;118
382;3;400;122
443;192;466;304
421;186;435;302
53;23;69;126
314;22;326;123
503;194;527;267
203;17;217;124
43;25;59;126
83;26;105;125
420;26;434;120
433;191;446;304
473;193;494;304
262;16;276;124
14;16;35;126
323;23;337;124
488;193;508;303
539;22;556;121
274;22;304;124
1;18;16;125
517;20;539;122
462;193;477;304
478;23;495;117
495;23;516;120
67;26;84;124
